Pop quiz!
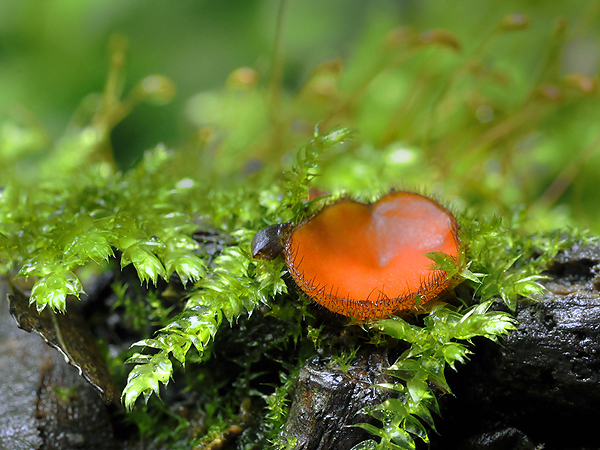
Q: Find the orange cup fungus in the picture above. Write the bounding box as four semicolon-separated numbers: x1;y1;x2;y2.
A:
252;191;461;320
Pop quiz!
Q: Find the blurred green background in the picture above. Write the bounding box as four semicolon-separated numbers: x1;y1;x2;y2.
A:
2;0;600;231
1;0;407;165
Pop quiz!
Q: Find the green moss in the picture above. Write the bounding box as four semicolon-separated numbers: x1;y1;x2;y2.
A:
1;7;599;448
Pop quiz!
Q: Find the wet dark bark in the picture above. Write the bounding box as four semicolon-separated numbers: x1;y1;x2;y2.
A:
3;243;600;450
284;244;600;450
283;350;394;450
435;243;600;450
0;284;119;450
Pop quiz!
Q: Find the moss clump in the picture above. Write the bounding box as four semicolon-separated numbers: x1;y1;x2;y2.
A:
1;8;598;449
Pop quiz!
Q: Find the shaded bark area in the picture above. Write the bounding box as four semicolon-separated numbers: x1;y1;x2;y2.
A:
34;352;119;450
0;285;44;450
4;242;600;450
436;243;600;450
283;350;394;450
7;283;117;405
0;291;118;450
284;244;600;450
0;283;142;450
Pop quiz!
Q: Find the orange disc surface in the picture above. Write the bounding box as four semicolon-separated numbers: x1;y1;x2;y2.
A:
284;192;460;319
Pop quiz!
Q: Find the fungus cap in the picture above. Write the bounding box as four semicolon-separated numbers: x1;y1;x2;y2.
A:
284;191;460;319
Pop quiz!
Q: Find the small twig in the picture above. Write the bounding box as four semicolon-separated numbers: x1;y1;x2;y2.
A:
269;0;288;121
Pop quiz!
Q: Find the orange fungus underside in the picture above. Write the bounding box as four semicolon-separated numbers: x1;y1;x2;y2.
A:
284;192;460;319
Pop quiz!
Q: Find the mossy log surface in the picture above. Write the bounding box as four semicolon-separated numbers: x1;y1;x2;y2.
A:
2;243;600;450
283;243;600;450
435;243;600;450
